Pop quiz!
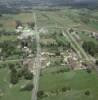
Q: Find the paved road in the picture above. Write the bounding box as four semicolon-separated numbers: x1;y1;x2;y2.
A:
31;13;41;100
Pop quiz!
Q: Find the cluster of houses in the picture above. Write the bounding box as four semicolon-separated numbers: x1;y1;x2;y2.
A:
16;25;35;40
15;26;97;71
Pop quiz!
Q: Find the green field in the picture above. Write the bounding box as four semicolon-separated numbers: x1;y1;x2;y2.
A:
0;8;98;32
39;68;98;100
0;67;32;100
0;35;17;42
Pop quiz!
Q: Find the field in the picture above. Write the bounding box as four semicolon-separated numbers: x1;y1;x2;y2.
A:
0;8;98;32
0;67;32;100
0;35;17;42
39;67;98;100
0;13;34;32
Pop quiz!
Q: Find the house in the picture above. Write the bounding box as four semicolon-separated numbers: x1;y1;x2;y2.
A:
17;27;35;40
95;34;98;40
67;57;82;70
16;25;23;33
89;32;98;40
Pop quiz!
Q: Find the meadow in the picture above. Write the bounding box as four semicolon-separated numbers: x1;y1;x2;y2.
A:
39;68;98;100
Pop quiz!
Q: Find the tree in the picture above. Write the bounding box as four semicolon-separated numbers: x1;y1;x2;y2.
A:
10;69;18;84
21;83;33;91
82;41;98;56
80;11;90;24
81;16;90;24
85;90;90;96
29;22;35;29
62;87;67;92
24;70;33;80
86;68;92;73
37;90;44;98
69;28;74;33
22;67;33;80
96;60;98;66
0;24;3;27
0;14;2;17
16;20;22;28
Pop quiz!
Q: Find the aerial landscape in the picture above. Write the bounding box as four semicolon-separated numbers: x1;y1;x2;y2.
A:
0;0;98;100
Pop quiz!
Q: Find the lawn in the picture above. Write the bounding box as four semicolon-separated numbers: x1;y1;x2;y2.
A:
39;69;98;100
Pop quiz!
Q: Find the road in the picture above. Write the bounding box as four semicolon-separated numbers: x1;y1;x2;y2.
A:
31;13;41;100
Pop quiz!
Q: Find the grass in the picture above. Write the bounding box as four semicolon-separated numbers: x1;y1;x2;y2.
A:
0;13;34;32
78;31;98;44
88;20;98;30
0;67;32;100
37;11;77;28
0;8;98;32
0;35;17;42
39;69;98;100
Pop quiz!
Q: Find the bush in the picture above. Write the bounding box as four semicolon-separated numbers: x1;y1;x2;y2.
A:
37;90;44;98
96;60;98;66
21;83;33;91
55;68;70;74
17;70;23;78
62;87;67;92
86;68;92;73
85;90;90;96
22;67;33;80
24;70;33;80
61;86;71;93
10;69;19;84
82;41;98;56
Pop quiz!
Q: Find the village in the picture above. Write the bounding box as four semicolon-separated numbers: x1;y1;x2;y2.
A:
15;23;98;74
0;7;98;100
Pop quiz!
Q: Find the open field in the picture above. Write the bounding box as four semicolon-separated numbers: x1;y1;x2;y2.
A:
0;67;32;100
0;13;34;32
0;8;98;32
39;68;98;100
0;35;17;42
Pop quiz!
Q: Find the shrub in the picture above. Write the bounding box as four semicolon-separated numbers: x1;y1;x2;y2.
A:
24;71;33;80
85;90;90;96
21;83;33;91
62;87;67;92
37;90;44;98
86;68;92;73
96;60;98;66
10;69;19;84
